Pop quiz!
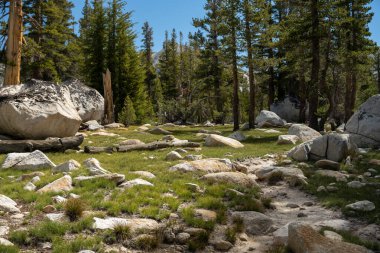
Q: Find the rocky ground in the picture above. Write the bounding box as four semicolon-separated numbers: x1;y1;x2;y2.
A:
0;122;378;253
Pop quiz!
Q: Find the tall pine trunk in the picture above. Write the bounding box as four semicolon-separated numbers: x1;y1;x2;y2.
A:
244;0;256;129
4;0;23;86
232;26;239;131
377;52;380;93
309;0;320;130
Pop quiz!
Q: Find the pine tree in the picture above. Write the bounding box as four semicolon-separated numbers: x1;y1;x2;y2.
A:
23;0;78;82
221;0;240;131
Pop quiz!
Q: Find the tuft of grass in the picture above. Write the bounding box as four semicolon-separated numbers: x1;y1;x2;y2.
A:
187;229;210;252
225;226;237;244
261;196;273;209
232;216;244;233
64;198;86;222
319;227;380;251
10;221;68;246
181;207;216;231
266;245;293;253
69;216;94;233
0;245;19;253
132;234;159;250
52;236;103;253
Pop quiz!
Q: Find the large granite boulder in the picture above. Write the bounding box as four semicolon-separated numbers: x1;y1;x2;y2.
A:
205;134;244;148
270;96;308;122
288;124;321;142
62;79;104;122
346;94;380;148
288;223;369;253
255;110;286;128
309;133;354;162
0;79;103;139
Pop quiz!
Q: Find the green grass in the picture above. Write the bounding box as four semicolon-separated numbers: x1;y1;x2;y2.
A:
304;151;380;224
0;125;292;251
319;227;380;251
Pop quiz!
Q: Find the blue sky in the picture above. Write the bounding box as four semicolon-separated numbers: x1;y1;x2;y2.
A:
72;0;380;52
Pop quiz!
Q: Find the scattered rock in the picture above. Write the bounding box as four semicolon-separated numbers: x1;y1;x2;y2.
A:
256;110;286;128
37;175;73;193
104;123;125;129
169;159;232;173
74;173;125;184
347;181;366;189
0;238;14;246
130;171;156;179
17;171;45;181
315;170;348;182
84;120;103;131
369;159;380;166
93;217;159;235
345;200;375;212
315;159;340;171
256;166;306;183
83;158;110;175
286;203;299;209
119;139;145;146
212;240;233;251
119;179;154;189
205;134;244;148
231;211;273;236
287;141;312;162
137;126;149;132
148;127;172;135
323;230;343;241
288;124;321;142
52;196;67;204
264;129;281;134
184;155;203;161
52;160;80;173
313;219;351;232
43;205;56;213
185;183;203;193
0;195;20;213
23;182;36;191
202;172;258;188
166;151;183;161
288;223;368;253
194;209;217;222
228;131;247;141
277;135;299;145
0;226;9;237
176;232;190;244
270;97;307;122
1;150;55;170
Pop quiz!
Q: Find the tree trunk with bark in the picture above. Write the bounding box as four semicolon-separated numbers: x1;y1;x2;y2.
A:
4;0;23;86
232;25;240;131
244;0;256;129
308;0;320;130
103;68;114;124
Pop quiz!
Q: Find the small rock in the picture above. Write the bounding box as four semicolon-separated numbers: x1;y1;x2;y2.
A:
303;201;314;207
213;240;233;251
369;159;380;166
324;230;343;241
297;212;307;218
148;127;172;135
185;183;203;193
205;134;244;148
228;131;247;141
347;181;366;189
83;158;110;175
1;150;55;170
30;176;41;183
345;200;375;212
202;172;258;188
24;182;36;191
286;203;299;208
184;155;203;161
119;139;145;146
176;232;190;244
277;135;299;145
43;205;56;213
194;209;217;222
315;160;340;171
315;170;348;182
52;196;67;203
317;186;327;192
0;238;14;246
37;175;73;193
231;211;273;236
131;171;156;179
166;151;183;161
119;179;154;189
0;226;9;237
52;160;80;173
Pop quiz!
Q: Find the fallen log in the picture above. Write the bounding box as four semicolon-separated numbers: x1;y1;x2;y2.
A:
117;141;201;152
84;146;114;154
0;135;84;153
